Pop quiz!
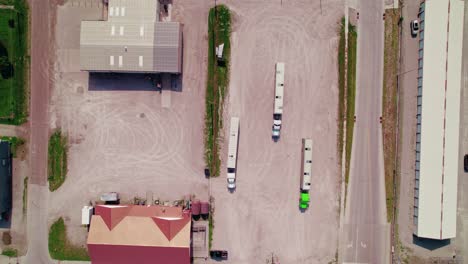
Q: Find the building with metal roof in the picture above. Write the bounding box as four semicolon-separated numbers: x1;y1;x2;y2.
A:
0;141;12;217
413;0;464;240
80;0;182;73
87;205;191;264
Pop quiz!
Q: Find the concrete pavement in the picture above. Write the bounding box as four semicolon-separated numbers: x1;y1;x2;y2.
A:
341;0;390;262
453;0;468;261
396;0;421;254
0;124;27;138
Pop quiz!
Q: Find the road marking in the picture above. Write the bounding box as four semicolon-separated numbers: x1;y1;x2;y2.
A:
347;243;353;248
360;241;367;248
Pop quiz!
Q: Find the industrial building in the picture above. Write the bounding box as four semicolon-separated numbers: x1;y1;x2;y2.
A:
413;0;464;240
80;0;182;73
87;204;191;264
0;141;12;219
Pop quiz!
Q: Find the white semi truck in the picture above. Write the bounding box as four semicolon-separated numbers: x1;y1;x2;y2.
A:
272;63;285;141
299;138;312;209
227;117;240;189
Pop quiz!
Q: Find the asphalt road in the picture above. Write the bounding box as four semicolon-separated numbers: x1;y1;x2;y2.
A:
24;0;54;263
342;0;389;263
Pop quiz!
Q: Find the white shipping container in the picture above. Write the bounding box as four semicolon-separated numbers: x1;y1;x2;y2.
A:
227;117;240;188
82;206;93;225
274;62;285;115
301;138;313;191
100;192;119;202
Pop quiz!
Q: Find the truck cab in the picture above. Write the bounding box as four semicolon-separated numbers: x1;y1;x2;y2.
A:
299;192;310;209
272;114;282;140
227;168;236;189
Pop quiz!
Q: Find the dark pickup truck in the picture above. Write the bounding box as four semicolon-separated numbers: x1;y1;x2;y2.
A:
210;250;228;260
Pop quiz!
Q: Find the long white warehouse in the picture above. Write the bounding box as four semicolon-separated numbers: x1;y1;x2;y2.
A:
414;0;464;240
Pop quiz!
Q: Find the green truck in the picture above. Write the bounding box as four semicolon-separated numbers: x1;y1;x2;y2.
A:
300;191;310;209
299;139;313;210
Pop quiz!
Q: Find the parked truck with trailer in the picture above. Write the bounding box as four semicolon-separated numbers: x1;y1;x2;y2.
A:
227;117;240;189
299;138;312;209
272;62;285;141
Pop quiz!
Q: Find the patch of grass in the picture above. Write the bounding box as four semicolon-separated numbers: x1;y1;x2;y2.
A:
48;218;90;261
0;0;29;125
382;9;400;223
205;5;231;177
1;248;17;257
0;135;24;157
208;213;214;250
345;23;357;186
48;130;68;192
337;18;346;162
22;176;27;214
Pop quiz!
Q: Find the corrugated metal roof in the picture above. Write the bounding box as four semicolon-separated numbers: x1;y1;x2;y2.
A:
80;0;181;73
414;0;464;240
441;0;464;239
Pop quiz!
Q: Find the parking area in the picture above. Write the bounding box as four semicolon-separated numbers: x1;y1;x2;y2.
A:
47;0;210;245
206;0;343;263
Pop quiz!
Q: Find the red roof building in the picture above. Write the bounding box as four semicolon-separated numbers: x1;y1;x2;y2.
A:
87;205;191;264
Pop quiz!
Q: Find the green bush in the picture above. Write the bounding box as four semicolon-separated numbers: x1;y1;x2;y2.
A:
0;136;25;157
48;130;68;191
1;248;17;257
48;218;90;261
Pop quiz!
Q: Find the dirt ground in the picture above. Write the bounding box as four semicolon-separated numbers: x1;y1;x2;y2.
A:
48;0;209;246
203;1;343;263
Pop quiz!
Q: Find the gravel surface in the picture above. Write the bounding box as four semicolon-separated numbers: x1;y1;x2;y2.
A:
206;1;343;263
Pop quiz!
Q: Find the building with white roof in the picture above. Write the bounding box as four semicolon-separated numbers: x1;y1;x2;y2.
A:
413;0;464;240
80;0;182;73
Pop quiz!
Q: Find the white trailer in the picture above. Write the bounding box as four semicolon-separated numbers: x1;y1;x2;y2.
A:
272;63;285;140
81;206;93;225
100;192;119;202
227;117;240;189
300;138;313;191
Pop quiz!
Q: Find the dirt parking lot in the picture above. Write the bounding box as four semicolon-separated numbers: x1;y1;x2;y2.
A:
203;1;343;263
48;0;210;245
46;1;342;263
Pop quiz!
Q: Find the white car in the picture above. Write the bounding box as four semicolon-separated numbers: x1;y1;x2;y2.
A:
410;20;419;38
